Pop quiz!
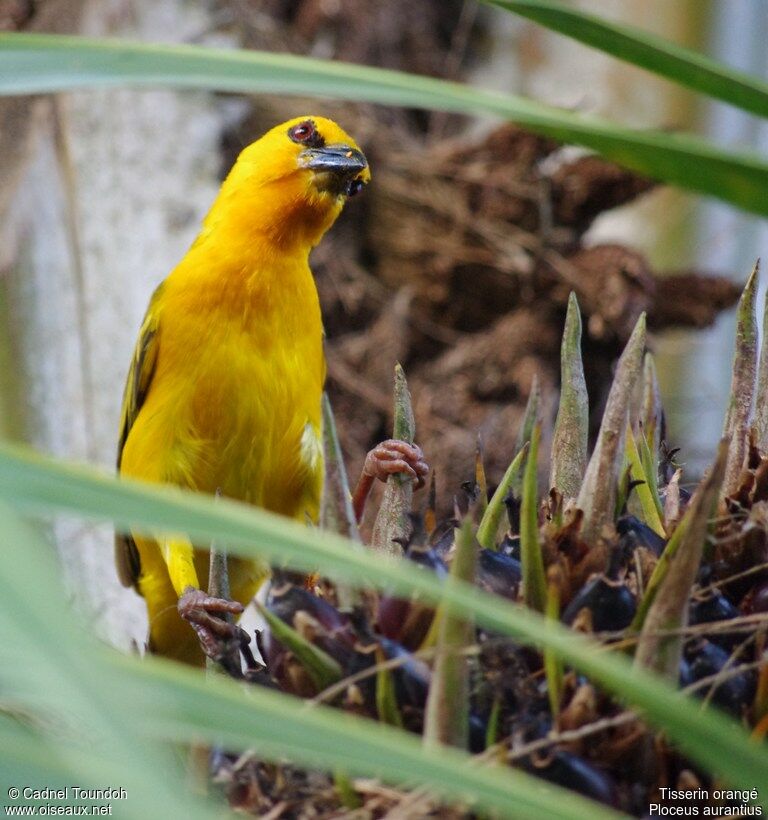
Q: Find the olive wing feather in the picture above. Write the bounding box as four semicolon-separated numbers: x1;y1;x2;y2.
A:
114;286;162;590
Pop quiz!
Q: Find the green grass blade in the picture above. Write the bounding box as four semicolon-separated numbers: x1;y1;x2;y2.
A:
512;373;541;498
474;441;489;518
321;392;364;611
423;517;476;750
334;770;362;810
375;651;404;729
2;34;768;216
255;600;344;691
119;652;622;820
521;425;547;613
641;352;662;459
476;442;528;550
624;424;665;537
0;504;222;820
515;373;541;454
637;431;664;527
321;392;360;542
640;352;664;523
487;0;768;118
0;443;766;799
485;697;502;749
614;462;632;523
634;440;727;680
0;716;181;810
630;509;689;635
544;581;564;718
0;501;622;820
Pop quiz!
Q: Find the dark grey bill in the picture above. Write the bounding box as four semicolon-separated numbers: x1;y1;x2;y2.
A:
299;144;368;176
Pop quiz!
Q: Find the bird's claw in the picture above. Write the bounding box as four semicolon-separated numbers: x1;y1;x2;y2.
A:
353;440;429;523
178;587;249;662
363;439;429;489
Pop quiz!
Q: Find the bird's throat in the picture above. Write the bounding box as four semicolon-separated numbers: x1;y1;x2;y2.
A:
204;173;343;257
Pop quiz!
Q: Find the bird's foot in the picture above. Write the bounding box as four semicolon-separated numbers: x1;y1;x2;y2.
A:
352;440;429;522
363;440;429;487
178;587;249;665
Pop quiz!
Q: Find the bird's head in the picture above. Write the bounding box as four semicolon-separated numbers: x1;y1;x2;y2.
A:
214;116;370;250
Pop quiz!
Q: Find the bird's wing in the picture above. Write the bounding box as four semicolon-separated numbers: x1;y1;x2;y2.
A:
114;285;163;589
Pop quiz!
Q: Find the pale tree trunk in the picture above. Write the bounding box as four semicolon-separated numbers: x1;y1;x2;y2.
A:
0;0;238;649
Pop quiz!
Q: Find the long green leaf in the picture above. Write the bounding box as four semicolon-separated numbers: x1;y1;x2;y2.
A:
515;373;541;455
0;716;189;812
476;442;528;550
321;392;359;542
255;600;344;691
635;440;727;679
544;581;564;718
630;506;690;634
521;425;546;613
624;424;665;537
320;392;363;611
1;34;768;216
0;504;220;819
0;503;617;820
488;0;768;118
0;443;765;800
375;649;404;729
113;653;619;820
423;517;476;749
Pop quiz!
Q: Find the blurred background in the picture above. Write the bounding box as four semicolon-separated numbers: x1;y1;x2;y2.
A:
0;0;765;650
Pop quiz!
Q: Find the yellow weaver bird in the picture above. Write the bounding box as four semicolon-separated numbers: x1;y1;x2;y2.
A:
116;116;427;665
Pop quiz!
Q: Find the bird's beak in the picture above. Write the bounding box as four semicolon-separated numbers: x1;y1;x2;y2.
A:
299;144;368;177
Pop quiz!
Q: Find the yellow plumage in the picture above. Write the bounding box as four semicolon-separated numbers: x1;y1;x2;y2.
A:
115;116;370;664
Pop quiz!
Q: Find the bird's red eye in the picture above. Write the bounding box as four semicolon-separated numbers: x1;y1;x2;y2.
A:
288;120;321;145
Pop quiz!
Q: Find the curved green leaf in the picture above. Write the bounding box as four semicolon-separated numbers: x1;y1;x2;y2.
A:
1;33;768;215
105;652;624;820
487;0;768;118
476;442;527;550
0;504;222;819
521;425;546;612
0;499;620;820
0;442;765;802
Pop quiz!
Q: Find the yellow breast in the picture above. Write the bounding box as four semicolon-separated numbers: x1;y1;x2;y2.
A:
121;244;325;522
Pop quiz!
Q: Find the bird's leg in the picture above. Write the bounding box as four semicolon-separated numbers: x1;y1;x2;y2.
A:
352;439;429;523
177;587;250;663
